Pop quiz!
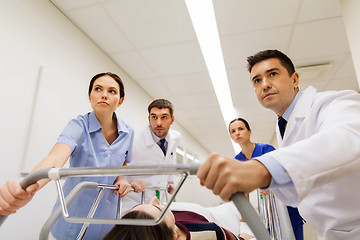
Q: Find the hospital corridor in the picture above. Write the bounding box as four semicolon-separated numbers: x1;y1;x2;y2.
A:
1;0;360;239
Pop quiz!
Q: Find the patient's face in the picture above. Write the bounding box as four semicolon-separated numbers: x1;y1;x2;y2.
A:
132;196;176;229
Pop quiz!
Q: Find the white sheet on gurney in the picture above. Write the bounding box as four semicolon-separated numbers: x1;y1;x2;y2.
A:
170;202;256;239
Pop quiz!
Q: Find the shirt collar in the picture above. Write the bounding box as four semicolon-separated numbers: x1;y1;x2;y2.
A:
89;111;130;134
149;125;169;143
281;90;302;121
89;111;102;133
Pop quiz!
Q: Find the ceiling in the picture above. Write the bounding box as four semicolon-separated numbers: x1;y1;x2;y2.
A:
50;0;359;157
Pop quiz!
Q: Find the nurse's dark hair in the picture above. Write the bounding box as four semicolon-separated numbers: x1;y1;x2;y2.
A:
88;72;125;98
148;99;174;117
229;118;251;132
246;49;295;76
102;210;173;240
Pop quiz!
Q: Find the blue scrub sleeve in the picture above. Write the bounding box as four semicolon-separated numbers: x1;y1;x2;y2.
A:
56;119;85;152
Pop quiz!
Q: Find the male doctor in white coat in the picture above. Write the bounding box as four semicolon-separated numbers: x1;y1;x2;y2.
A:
122;99;181;215
197;49;360;239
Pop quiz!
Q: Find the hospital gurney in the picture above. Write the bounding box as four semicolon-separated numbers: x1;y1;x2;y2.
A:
0;164;294;239
257;190;295;240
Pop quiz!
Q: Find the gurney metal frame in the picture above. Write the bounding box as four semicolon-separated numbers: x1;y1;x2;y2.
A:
42;183;169;240
1;164;280;240
258;190;295;240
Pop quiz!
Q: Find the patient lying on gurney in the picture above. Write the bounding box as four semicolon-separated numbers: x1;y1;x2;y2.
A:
103;196;254;240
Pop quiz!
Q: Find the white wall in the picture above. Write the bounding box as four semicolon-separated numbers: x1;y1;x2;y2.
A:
0;0;212;239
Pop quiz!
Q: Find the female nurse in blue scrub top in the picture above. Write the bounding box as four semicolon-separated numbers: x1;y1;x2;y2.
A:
229;118;275;162
0;72;145;239
228;118;304;240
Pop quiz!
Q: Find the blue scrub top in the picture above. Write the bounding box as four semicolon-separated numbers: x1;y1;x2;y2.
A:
234;143;275;161
51;111;134;240
235;143;303;240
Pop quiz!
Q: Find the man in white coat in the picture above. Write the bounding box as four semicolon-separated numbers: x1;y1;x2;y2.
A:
197;50;360;239
122;99;181;215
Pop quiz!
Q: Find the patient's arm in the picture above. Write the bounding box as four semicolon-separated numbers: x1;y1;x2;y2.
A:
239;232;254;240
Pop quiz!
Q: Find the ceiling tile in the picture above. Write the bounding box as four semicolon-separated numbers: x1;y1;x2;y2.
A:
298;0;342;22
136;78;169;98
185;107;223;120
221;26;292;69
231;89;258;107
325;78;359;91
214;0;300;35
51;0;98;11
333;54;357;80
288;18;350;60
102;0;196;48
172;109;192;123
111;51;157;80
67;4;134;53
139;42;207;76
192;115;225;130
236;103;271;116
175;92;219;109
162;72;213;96
227;68;253;91
299;81;328;92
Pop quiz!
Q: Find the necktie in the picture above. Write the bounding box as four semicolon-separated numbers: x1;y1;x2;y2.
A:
159;139;166;155
278;116;287;139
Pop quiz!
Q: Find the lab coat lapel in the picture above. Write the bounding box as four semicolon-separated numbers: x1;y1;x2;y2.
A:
144;127;155;147
144;127;164;157
166;130;176;158
281;86;317;146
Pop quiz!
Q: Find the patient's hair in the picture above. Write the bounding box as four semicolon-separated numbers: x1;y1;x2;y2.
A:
148;99;174;117
246;49;295;76
102;210;173;240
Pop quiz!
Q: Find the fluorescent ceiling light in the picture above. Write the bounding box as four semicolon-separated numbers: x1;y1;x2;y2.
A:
185;0;240;154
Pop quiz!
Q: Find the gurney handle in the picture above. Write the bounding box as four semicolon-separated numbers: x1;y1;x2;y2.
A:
0;167;54;227
1;165;272;240
232;193;271;240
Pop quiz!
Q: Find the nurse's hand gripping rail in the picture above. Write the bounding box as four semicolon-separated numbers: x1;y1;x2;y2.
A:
0;164;271;240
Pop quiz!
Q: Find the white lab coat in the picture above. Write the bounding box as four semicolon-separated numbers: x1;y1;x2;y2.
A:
267;86;360;239
121;126;181;215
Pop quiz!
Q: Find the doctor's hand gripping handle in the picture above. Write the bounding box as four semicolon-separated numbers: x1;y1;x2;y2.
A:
0;167;53;227
191;163;271;240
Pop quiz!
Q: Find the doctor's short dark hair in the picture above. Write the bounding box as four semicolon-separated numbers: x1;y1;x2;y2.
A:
88;72;125;99
102;210;173;240
148;99;174;117
246;49;296;77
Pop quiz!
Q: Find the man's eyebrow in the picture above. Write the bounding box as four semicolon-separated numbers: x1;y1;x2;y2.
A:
150;113;170;116
265;67;280;74
251;67;280;82
251;74;260;82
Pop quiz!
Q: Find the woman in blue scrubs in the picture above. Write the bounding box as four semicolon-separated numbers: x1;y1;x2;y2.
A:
0;72;142;239
228;118;303;240
229;118;275;161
